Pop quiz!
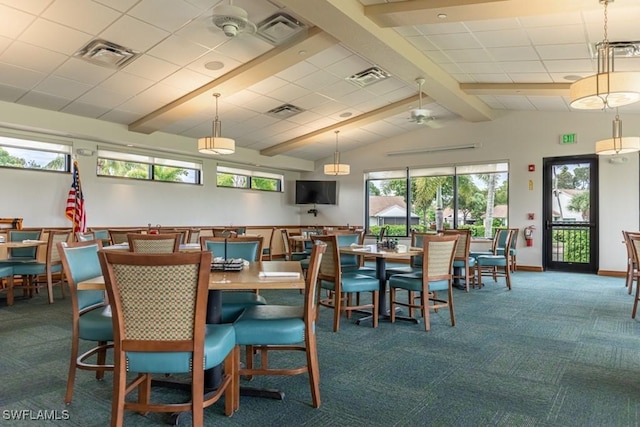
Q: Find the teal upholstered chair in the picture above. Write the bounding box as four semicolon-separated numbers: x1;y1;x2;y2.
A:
0;265;15;306
496;228;519;271
470;228;509;259
98;250;239;426
331;232;376;277
58;240;113;405
315;234;380;332
261;227;276;260
201;235;266;323
281;229;309;262
89;229;111;246
233;242;326;408
476;228;515;290
388;234;459;331
12;229;71;304
385;231;429;278
75;231;94;242
443;229;475;292
7;229;41;260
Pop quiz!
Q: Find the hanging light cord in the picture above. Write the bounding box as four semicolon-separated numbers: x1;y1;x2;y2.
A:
334;130;340;165
597;0;612;109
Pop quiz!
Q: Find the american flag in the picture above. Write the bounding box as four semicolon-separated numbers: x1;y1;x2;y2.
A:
65;160;86;233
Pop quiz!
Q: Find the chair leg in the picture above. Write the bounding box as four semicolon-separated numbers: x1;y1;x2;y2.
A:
389;287;396;323
110;361;127;427
65;334;80;405
422;291;430;332
96;342;107;380
306;331;321;408
5;275;14;306
504;266;512;290
633;281;640;319
448;285;456;327
371;290;379;329
333;292;342;333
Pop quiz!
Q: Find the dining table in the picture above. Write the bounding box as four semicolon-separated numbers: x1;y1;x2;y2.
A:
0;240;47;261
339;245;423;324
77;259;305;401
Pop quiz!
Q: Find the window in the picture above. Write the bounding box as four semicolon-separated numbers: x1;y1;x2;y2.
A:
97;150;201;184
366;163;509;237
216;166;283;192
0;134;71;172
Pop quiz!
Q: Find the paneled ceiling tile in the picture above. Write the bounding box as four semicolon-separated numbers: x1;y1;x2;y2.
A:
0;0;52;15
405;36;437;52
614;58;640;72
353;97;388;112
487;46;539;62
360;119;404;138
61;101;110;118
458;62;502;74
467;73;511;83
225;90;261;107
422;50;449;64
275;60;319;83
436;62;463;74
219;103;261;122
305;44;353;69
324;54;375;79
473;29;530;48
34;75;92;99
519;12;583;28
543;59;594;73
20;19;92;56
285;109;322;125
213;35;271;63
445;48;493;63
296;69;341;91
248;76;288;96
187;51;241;77
53;58;114;85
17;91;70;110
0;41;68;73
549;73;580;83
147;35;209;67
316;79;358;99
364;77;406;96
394;26;422;37
449;73;476;84
240;94;283;115
313;101;348;116
175;15;230;50
260;119;300;136
42;0;120;34
77;86;133;109
385;85;417;101
333;87;376;105
464;18;522;32
122;54;180;81
231;0;283;24
495;95;535;110
506;72;553;83
266;83;311;104
586;19;640;43
500;60;546;73
0;62;45;89
129;0;203;32
100;108;145;125
526;25;586;46
100;15;170;52
535;44;590;61
93;0;141;13
292;92;333;110
334;106;364;119
527;96;569;111
0;35;10;54
119;82;185;111
427;33;481;50
414;22;469;36
299;116;339;133
477;95;504;109
0;4;36;39
100;71;155;94
160;68;210;91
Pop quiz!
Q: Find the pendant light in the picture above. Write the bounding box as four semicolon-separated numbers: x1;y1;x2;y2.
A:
198;93;235;155
324;130;350;176
569;0;640;110
595;110;640;155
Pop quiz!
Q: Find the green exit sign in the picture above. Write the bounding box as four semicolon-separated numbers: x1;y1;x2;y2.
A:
560;133;577;144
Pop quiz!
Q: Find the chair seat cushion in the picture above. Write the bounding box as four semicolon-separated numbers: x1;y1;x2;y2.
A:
496;248;517;256
476;255;507;266
453;258;476;268
385;265;419;279
389;272;449;292
290;252;308;261
78;307;113;342
300;257;310;268
234;305;305;345
0;265;13;277
12;263;61;275
321;274;379;293
343;265;377;278
125;324;236;374
221;292;267;323
469;251;492;259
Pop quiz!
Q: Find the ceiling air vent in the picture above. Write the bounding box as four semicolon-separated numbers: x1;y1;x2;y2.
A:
74;39;140;69
346;66;391;88
256;12;306;45
267;104;304;119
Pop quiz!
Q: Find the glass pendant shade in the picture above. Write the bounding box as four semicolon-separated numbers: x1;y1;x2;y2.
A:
595;116;640;155
324;130;350;176
198;93;235;155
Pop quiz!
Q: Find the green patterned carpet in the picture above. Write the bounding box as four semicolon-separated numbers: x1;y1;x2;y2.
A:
1;271;639;426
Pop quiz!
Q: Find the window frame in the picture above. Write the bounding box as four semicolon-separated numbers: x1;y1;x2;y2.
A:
0;133;72;173
216;165;283;192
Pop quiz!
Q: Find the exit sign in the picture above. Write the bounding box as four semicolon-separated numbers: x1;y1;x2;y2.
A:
560;133;577;144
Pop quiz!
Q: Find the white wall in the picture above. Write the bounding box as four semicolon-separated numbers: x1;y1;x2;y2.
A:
0;101;638;272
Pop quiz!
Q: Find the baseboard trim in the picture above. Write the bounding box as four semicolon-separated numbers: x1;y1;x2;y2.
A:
598;270;626;278
515;265;544;272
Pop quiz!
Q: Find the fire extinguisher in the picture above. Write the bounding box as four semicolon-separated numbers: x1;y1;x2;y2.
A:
524;226;535;247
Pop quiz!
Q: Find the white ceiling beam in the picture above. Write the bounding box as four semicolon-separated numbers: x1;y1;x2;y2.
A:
461;83;571;96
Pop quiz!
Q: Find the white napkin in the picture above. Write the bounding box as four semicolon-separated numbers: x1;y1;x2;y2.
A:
259;271;300;278
22;239;45;243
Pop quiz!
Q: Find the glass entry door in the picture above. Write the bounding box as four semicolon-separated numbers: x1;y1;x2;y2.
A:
542;155;598;273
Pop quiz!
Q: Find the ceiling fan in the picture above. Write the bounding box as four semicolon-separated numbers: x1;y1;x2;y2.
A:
211;1;257;38
409;78;442;128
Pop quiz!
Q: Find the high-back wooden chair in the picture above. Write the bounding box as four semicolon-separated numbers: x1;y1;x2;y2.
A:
443;229;474;292
127;233;180;253
475;229;515;290
98;250;239;426
108;229;144;245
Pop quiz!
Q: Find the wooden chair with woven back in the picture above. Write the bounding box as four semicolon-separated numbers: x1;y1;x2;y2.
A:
443;228;474;292
388;234;459;331
475;228;516;290
127;233;180;253
98;250;239;426
233;242;327;407
261;226;277;261
108;228;144;245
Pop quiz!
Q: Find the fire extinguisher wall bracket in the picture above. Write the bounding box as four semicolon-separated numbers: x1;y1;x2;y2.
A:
524;226;535;247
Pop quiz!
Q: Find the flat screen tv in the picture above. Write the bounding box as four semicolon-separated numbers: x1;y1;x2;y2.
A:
295;180;337;205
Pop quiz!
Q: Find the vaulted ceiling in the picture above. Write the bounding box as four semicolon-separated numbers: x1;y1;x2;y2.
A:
1;0;639;164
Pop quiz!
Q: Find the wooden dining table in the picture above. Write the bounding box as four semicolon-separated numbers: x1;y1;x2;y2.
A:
0;240;47;261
